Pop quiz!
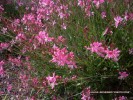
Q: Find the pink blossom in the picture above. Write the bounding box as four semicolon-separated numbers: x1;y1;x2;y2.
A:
78;0;86;7
51;45;76;68
57;36;65;43
86;42;102;53
81;87;94;100
42;80;47;87
114;96;127;100
85;42;105;57
118;96;127;100
105;48;120;61
61;23;67;30
15;33;26;42
46;73;57;89
78;0;91;7
93;0;105;8
124;12;129;21
114;16;123;28
17;1;24;6
39;0;54;7
9;57;22;66
19;73;28;81
85;42;120;61
0;5;4;13
22;13;36;24
85;5;92;17
11;19;20;32
13;19;20;26
56;5;70;19
30;96;36;100
0;43;9;51
0;61;5;76
59;12;65;19
71;75;77;80
129;13;133;20
78;0;92;16
118;71;129;80
101;12;106;19
19;73;29;88
52;20;56;26
35;31;53;44
7;84;12;92
32;77;39;86
0;61;4;67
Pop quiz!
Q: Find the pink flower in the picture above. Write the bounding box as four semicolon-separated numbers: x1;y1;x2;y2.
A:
114;16;123;28
118;71;129;80
51;45;76;68
124;12;129;21
32;77;39;86
57;36;65;43
85;5;92;17
12;19;20;27
15;33;26;42
86;42;102;53
17;1;24;6
129;13;133;20
21;13;36;25
19;73;28;81
105;48;120;61
0;61;4;67
114;96;127;100
61;23;67;30
35;31;53;44
0;43;9;51
7;83;12;92
78;0;93;16
78;0;85;7
0;5;4;13
93;0;105;8
101;12;106;19
0;61;4;76
19;73;29;88
85;42;105;57
58;12;65;19
9;57;22;66
39;0;54;7
81;87;94;100
118;96;127;100
85;42;120;61
46;73;57;89
52;20;56;26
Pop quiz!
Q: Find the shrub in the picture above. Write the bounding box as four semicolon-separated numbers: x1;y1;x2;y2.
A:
0;0;133;99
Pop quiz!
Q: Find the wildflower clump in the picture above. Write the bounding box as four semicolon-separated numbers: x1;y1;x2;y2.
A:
0;0;132;99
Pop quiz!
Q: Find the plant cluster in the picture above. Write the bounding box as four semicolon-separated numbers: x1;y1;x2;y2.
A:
0;0;133;99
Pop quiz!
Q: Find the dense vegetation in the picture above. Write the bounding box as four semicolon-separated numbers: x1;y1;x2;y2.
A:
0;0;133;99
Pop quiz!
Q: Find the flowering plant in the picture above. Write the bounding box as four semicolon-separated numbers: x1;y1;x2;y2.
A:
0;0;132;99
